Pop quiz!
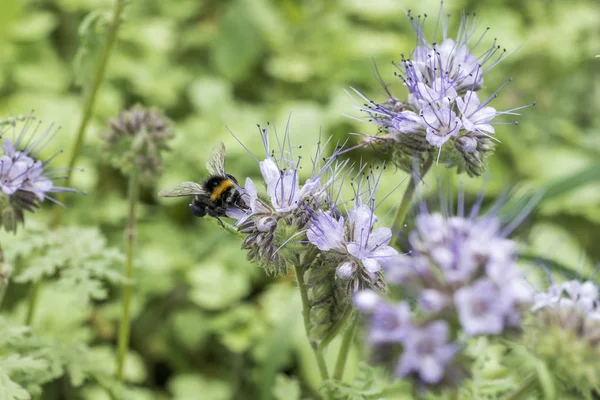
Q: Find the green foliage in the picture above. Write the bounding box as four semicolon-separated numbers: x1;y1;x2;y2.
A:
3;223;125;306
325;362;410;400
0;0;597;398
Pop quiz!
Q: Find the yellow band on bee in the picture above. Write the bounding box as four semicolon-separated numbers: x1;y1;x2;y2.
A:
210;179;234;200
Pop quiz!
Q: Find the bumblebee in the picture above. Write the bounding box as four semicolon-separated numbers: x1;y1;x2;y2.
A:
158;142;247;221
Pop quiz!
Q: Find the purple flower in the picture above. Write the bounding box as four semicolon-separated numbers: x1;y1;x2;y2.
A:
456;91;497;135
306;211;345;252
346;205;398;279
349;5;534;177
532;280;599;314
367;301;412;344
421;105;463;148
226;177;271;225
306;202;400;288
0;123;76;202
397;321;458;384
454;279;511;336
419;289;448;313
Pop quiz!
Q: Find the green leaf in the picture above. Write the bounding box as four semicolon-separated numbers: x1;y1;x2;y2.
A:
212;0;264;82
497;163;600;222
5;223;125;306
0;371;29;400
168;374;232;400
272;374;300;400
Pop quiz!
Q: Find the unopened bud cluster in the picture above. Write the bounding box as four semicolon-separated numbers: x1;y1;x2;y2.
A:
101;105;174;182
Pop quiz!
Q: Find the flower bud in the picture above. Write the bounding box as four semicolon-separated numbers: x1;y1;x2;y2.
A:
101;105;174;183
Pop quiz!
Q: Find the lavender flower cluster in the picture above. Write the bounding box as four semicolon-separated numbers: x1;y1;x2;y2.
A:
226;124;402;294
355;206;532;385
355;6;533;176
0;119;76;232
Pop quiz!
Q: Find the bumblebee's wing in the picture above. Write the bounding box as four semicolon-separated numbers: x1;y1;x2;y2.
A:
206;142;227;176
158;182;207;197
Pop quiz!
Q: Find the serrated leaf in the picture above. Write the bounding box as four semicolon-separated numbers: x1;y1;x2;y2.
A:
0;372;29;400
4;223;125;306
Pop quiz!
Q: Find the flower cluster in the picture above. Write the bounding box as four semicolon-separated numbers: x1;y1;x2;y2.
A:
354;7;533;176
305;170;399;294
226;123;343;274
522;279;600;395
101;105;174;182
355;202;532;386
0;118;77;232
219;123;404;343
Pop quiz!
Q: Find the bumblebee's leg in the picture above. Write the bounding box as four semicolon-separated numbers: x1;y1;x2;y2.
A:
206;208;226;227
190;202;206;217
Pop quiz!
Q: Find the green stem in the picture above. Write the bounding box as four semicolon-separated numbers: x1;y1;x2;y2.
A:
116;171;139;381
332;311;357;381
292;264;330;385
0;244;9;309
24;282;40;325
319;305;352;349
391;154;434;242
50;0;126;228
500;374;537;400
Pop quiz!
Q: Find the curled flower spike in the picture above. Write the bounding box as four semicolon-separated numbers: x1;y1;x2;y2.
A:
0;117;80;232
354;188;535;389
350;4;535;176
101;105;174;182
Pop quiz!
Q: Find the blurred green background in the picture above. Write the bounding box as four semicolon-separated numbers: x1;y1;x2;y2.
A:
0;0;599;398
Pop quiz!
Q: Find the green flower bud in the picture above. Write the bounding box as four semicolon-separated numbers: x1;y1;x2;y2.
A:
101;105;174;183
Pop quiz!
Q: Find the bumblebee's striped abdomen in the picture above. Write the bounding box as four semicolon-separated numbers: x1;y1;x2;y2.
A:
209;178;235;200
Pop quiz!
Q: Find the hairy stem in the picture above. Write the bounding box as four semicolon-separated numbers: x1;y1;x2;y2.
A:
391;154;434;242
500;374;537;400
320;305;353;349
333;311;357;381
293;264;330;391
50;0;126;227
116;171;139;381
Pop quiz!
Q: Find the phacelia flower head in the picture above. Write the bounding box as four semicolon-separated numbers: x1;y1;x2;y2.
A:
351;5;535;177
354;290;462;386
227;121;360;345
101;105;174;183
306;166;402;294
389;200;532;336
0;116;79;232
521;279;600;397
355;190;535;389
229;122;347;275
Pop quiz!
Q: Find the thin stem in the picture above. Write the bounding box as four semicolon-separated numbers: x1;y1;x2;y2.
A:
333;311;358;381
24;282;40;325
50;0;126;227
500;374;537;400
391;154;434;241
116;171;139;381
0;244;9;309
292;264;330;386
